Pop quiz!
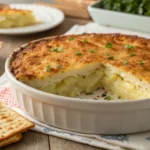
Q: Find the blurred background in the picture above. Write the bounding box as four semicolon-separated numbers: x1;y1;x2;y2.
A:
0;0;96;19
0;0;53;3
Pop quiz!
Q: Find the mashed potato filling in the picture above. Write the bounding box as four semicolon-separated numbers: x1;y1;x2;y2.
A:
39;65;150;100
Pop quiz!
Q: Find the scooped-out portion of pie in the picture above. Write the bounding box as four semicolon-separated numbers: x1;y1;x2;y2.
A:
10;34;150;100
0;7;38;28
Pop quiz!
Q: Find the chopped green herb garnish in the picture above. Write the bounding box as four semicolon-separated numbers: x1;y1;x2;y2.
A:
105;42;112;48
108;56;114;59
46;65;51;72
50;47;63;52
68;37;74;41
124;44;135;49
89;49;95;53
74;51;82;55
57;64;62;69
57;47;63;52
50;47;57;51
123;59;128;65
104;96;111;100
139;60;144;65
106;53;114;60
101;93;107;97
82;39;88;43
130;53;136;57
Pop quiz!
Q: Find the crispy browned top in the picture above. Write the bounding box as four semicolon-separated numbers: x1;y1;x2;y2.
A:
10;34;150;83
0;7;32;15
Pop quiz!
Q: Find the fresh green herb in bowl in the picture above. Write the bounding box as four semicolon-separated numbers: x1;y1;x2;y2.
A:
99;0;150;16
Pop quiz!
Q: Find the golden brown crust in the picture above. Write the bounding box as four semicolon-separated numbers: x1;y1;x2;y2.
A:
0;7;32;15
10;33;150;83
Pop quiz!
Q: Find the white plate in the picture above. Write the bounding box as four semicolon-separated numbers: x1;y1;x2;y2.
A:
0;4;65;35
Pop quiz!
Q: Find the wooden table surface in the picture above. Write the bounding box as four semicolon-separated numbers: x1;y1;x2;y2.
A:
0;17;104;150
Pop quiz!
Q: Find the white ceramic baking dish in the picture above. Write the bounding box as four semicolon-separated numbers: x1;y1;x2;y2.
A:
88;1;150;33
5;38;150;134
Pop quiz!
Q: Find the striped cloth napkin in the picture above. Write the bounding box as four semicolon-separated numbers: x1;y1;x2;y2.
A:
1;22;150;150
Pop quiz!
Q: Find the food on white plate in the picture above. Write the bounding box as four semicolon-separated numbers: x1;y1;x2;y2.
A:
0;7;38;28
0;102;35;147
10;34;150;100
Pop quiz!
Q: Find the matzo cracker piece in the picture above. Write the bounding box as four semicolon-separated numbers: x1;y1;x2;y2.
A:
0;133;22;147
0;102;34;141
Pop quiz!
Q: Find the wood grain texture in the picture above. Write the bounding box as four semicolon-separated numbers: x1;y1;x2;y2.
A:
36;2;91;19
1;131;50;150
49;136;104;150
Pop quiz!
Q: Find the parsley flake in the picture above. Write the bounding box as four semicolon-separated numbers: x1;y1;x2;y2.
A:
82;39;88;43
57;64;62;69
57;47;63;52
106;53;114;60
75;51;82;55
46;65;51;72
68;37;74;41
139;60;144;65
130;53;136;57
104;96;111;100
50;47;63;52
50;47;57;51
124;44;135;49
89;49;95;53
101;93;107;97
123;59;128;65
105;42;112;48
